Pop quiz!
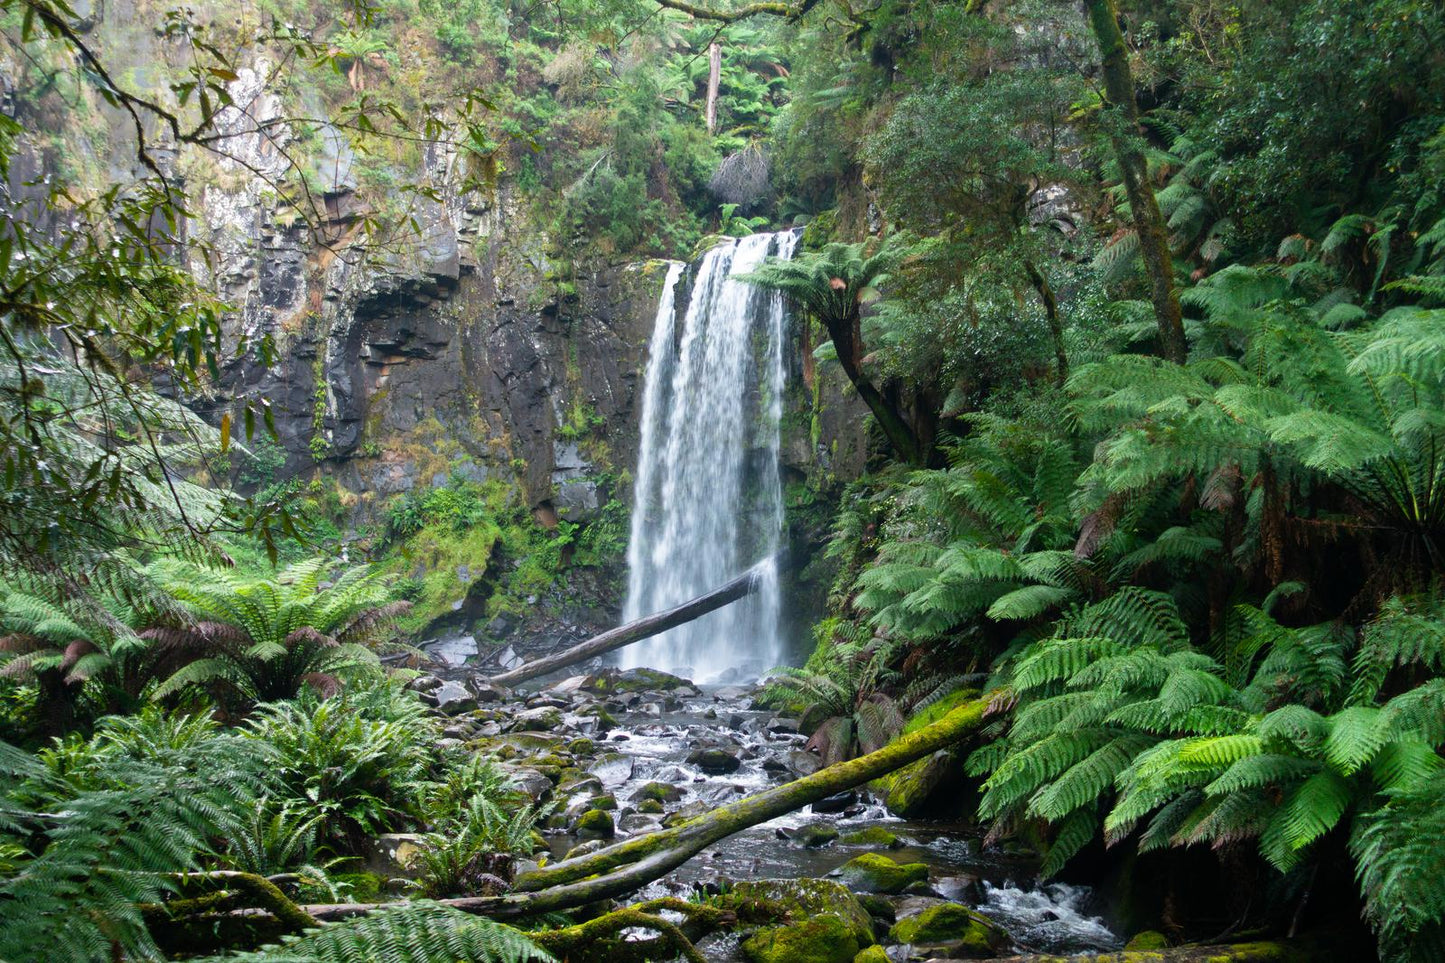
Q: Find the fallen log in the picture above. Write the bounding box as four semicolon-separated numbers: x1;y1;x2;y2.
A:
293;692;993;922
488;556;775;687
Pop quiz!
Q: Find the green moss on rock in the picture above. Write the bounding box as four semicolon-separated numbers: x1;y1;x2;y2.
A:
727;878;874;948
1125;931;1170;951
889;903;1008;954
589;794;617;811
637;798;664;814
796;823;841;847
853;947;890;963
574;809;615;838
838;853;929;894
841;827;902;849
742;914;861;963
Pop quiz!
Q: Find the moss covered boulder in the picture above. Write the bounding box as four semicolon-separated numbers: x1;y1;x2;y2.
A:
727;878;875;948
1124;930;1170;951
853;947;890;963
742;914;860;963
838;853;929;894
574;808;614;839
889;903;1009;955
841;827;902;849
796;823;841;847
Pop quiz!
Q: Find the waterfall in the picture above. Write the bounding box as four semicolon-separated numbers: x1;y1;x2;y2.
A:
618;231;799;683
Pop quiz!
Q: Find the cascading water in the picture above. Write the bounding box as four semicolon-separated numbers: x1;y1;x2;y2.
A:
618;231;799;683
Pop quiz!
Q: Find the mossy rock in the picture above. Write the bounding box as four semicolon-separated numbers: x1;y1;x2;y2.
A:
583;705;619;732
742;914;861;963
838;853;928;894
853;947;890;963
574;809;615;838
1124;930;1170;951
637;798;664;814
841;827;902;849
584;667;691;694
727;878;874;948
855;893;896;922
634;781;684;804
589;794;617;811
889;903;1008;953
796;824;841;848
566;738;596;754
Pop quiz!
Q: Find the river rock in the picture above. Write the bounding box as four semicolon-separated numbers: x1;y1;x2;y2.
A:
841;827;903;849
888;903;1008;956
742;914;861;963
728;878;874;950
508;768;554;802
513;706;564;731
633;780;684;803
794;823;841;848
548;675;590;695
431;680;477;715
589;753;635;788
838;853;929;894
574;808;614;839
687;747;742;774
787;749;823;777
365;833;426;876
617;812;661;833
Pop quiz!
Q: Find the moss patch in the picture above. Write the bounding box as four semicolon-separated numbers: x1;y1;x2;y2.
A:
742;914;861;963
838;853;928;894
889;903;1007;953
841;827;902;849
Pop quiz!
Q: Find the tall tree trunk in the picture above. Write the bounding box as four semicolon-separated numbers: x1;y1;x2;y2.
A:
705;43;722;133
1024;257;1068;384
1086;0;1187;365
826;307;925;464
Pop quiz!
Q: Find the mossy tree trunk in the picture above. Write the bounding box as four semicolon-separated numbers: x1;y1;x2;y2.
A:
1086;0;1187;365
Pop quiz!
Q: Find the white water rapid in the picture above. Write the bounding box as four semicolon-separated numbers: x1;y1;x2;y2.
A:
618;231;799;683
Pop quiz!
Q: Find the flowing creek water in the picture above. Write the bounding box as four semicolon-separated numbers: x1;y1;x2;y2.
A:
471;673;1125;960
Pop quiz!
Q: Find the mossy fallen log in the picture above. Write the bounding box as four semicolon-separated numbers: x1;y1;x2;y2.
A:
288;692;993;922
488;558;773;687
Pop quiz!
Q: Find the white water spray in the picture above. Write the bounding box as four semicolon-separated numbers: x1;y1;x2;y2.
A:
619;232;798;683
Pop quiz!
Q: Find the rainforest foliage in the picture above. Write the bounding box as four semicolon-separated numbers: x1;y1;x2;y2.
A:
4;0;1445;960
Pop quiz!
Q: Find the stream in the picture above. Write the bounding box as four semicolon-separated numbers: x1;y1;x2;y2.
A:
434;667;1125;960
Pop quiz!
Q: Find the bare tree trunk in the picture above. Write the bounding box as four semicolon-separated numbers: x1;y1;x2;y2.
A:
291;694;993;921
1086;0;1187;364
488;558;773;687
1024;257;1068;385
826;307;925;465
705;42;722;133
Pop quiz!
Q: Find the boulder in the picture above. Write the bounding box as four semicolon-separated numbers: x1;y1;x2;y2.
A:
633;781;684;804
813;791;858;814
795;823;841;848
365;833;426;877
853;948;890;963
589;753;636;789
687;747;742;774
888;903;1009;956
728;878;874;949
742;914;861;963
838;853;929;894
574;808;615;839
431;680;477;715
841;827;903;849
1124;931;1170;951
514;706;564;731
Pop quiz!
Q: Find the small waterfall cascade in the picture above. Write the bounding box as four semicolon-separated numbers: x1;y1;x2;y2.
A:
618;231;799;683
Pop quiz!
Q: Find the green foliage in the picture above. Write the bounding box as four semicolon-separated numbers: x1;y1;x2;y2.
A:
145;558;408;711
188;902;552;963
245;682;439;849
0;709;267;961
